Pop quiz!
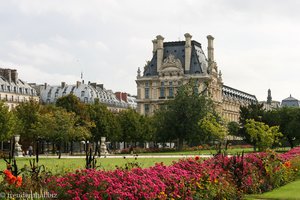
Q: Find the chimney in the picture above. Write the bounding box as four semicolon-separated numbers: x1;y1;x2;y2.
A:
90;82;97;88
156;35;164;71
152;39;157;55
207;35;214;62
44;83;47;89
76;81;81;88
4;69;12;83
97;84;104;90
121;92;128;102
184;33;192;72
115;92;122;101
11;69;18;83
61;82;66;88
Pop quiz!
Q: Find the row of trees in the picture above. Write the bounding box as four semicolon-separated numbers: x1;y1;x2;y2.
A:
0;95;154;156
230;103;300;150
4;81;297;155
1;81;229;153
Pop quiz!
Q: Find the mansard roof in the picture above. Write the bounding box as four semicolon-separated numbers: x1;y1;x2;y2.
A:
40;82;136;109
222;85;257;103
143;40;208;76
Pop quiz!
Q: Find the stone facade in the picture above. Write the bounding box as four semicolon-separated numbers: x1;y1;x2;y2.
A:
0;68;39;110
136;34;257;122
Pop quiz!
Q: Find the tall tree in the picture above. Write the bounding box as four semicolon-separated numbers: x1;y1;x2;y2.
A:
56;94;93;154
56;94;90;126
153;81;213;150
227;121;240;136
199;113;227;142
14;99;41;142
88;102;110;141
118;109;141;148
199;113;228;153
238;103;265;145
32;108;90;158
87;102;120;153
277;107;300;148
0;102;15;141
244;119;282;151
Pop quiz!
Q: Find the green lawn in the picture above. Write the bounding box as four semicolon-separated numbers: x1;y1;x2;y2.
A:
0;157;181;174
133;147;290;155
245;179;300;200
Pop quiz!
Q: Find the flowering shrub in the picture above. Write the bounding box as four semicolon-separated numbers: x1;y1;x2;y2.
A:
1;147;299;199
0;158;52;195
2;169;22;187
46;147;300;199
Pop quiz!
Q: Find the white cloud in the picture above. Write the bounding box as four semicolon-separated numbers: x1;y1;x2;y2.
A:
1;0;300;100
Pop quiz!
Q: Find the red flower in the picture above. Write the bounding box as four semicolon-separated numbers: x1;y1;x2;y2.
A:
195;156;200;161
284;161;291;168
16;176;22;187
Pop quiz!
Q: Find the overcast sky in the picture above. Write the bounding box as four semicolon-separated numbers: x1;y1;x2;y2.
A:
1;0;300;101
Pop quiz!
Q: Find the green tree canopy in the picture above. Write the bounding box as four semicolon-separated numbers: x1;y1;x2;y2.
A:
199;113;228;143
239;103;265;144
31;107;91;158
14;99;41;142
227;121;240;136
267;107;300;148
244;119;282;151
87;102;121;143
153;81;214;150
118;109;142;147
0;102;15;141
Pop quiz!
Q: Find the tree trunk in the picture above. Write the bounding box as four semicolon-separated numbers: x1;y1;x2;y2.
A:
95;141;99;156
253;143;257;152
70;141;73;155
58;142;62;159
287;136;294;149
178;138;184;151
36;139;39;163
52;143;55;154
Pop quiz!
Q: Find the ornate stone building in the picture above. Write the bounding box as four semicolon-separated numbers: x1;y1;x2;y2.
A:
136;34;257;122
0;68;39;110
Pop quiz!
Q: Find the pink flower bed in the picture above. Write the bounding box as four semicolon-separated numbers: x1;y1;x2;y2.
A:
47;147;300;200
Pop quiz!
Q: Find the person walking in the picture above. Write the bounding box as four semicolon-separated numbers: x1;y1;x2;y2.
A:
28;145;33;157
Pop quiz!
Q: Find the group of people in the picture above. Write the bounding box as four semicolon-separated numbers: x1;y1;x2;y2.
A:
23;145;33;157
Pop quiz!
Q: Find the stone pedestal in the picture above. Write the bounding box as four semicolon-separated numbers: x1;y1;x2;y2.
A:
14;135;23;157
100;137;108;155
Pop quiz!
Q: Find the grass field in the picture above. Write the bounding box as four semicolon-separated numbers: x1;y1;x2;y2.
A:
128;147;290;155
0;157;181;174
245;179;300;200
